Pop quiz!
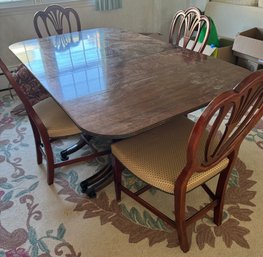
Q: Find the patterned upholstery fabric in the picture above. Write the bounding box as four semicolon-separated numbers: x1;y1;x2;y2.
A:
111;116;229;193
11;65;50;115
33;97;81;138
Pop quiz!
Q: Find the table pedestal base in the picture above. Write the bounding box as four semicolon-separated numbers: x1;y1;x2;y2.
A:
80;164;113;198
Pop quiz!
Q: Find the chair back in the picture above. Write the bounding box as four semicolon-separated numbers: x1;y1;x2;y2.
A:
33;4;81;38
0;58;46;131
168;7;210;53
12;64;49;105
184;71;263;178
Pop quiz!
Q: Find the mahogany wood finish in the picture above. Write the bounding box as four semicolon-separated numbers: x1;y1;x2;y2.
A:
112;70;263;252
34;4;87;161
9;28;250;139
0;58;109;185
33;4;81;38
169;7;211;53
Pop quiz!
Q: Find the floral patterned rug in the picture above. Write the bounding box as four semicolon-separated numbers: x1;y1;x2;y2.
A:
0;93;263;257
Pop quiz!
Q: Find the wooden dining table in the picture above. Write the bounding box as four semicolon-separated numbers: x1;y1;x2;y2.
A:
9;27;250;195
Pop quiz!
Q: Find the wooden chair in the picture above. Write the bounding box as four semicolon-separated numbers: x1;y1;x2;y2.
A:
11;4;81;115
33;4;88;161
168;7;210;53
0;58;109;185
111;70;263;252
33;4;81;38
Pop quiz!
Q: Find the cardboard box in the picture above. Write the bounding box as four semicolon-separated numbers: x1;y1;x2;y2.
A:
209;38;235;63
179;37;235;63
232;27;263;71
236;56;263;71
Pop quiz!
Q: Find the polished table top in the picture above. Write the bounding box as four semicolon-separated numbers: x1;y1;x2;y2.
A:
9;28;250;139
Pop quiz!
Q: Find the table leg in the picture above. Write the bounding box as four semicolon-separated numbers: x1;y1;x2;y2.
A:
80;163;113;198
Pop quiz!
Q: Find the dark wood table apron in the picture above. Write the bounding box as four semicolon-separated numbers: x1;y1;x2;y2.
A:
9;28;250;195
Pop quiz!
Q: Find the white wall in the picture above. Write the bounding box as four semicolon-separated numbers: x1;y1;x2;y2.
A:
158;0;186;41
205;2;263;38
188;0;209;11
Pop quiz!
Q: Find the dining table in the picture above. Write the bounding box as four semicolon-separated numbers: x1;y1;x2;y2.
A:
9;27;250;196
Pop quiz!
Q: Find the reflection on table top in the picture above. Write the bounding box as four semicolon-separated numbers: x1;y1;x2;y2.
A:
9;28;250;139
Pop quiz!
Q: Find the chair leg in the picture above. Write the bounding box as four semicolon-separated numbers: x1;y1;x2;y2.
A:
112;157;123;201
43;139;55;185
214;153;237;225
176;224;189;252
46;163;55;185
29;118;43;164
174;190;190;252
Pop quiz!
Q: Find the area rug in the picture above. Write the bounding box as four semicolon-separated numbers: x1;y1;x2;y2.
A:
0;93;262;257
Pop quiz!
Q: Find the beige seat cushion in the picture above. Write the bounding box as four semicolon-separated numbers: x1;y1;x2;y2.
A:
111;116;229;193
33;97;81;138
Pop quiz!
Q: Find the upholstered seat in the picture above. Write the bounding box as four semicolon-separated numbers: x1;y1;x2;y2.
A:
33;97;80;138
112;116;229;193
